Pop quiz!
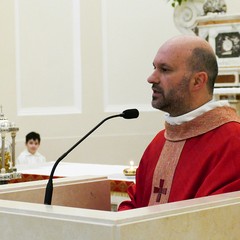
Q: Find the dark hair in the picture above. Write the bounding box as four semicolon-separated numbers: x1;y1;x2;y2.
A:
25;132;41;143
187;47;218;94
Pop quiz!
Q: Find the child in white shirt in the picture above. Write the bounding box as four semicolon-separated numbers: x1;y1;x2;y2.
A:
16;131;46;168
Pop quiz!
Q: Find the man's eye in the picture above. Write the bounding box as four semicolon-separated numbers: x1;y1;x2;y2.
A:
160;67;169;72
153;64;170;72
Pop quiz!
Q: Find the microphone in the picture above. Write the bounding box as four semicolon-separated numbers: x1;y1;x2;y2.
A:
44;108;139;205
120;109;139;119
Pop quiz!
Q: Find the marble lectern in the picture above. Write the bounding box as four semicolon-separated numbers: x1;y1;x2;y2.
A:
0;175;240;240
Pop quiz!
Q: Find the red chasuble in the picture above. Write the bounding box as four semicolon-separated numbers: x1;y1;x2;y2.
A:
118;106;240;211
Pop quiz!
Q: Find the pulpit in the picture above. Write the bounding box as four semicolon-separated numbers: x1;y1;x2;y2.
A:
0;176;240;239
0;161;240;239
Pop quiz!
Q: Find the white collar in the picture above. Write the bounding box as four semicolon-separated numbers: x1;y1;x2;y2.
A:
24;149;40;156
164;100;230;125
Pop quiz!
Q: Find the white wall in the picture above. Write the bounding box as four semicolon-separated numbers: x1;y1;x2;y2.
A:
0;0;239;166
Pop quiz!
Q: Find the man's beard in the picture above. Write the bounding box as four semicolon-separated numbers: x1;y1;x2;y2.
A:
151;75;191;116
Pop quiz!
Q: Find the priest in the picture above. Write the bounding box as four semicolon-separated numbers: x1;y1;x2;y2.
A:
118;35;240;210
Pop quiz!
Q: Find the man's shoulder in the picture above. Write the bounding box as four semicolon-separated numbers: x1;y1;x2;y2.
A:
220;120;240;131
147;129;166;147
209;120;240;141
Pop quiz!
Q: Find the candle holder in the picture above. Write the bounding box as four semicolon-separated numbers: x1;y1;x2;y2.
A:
123;161;137;176
0;106;21;184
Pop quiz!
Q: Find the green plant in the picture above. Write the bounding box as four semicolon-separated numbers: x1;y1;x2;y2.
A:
168;0;188;7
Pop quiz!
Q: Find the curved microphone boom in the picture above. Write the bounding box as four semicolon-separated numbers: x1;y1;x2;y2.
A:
44;108;139;205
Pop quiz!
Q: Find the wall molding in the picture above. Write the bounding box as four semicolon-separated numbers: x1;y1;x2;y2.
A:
15;0;82;116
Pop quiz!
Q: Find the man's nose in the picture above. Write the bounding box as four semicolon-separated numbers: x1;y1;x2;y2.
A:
147;70;160;84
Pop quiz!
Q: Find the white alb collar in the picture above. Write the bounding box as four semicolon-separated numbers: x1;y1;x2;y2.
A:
164;100;230;125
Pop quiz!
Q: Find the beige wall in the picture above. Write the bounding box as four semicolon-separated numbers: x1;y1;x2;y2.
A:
0;0;240;166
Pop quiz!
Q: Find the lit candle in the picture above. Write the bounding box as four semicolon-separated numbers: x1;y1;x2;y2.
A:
129;160;134;170
123;160;137;176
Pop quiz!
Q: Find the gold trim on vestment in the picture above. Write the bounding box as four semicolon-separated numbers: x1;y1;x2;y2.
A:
148;140;185;205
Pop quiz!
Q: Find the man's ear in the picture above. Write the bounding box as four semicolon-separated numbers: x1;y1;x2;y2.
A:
191;72;208;91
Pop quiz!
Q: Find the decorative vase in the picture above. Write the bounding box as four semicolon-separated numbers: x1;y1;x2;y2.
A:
203;0;227;15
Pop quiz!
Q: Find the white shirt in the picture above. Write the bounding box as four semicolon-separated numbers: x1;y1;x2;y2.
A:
16;149;46;169
164;100;230;125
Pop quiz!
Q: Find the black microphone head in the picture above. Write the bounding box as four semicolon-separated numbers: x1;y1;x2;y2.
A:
121;109;139;119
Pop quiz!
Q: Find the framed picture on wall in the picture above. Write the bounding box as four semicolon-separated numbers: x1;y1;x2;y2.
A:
215;32;240;58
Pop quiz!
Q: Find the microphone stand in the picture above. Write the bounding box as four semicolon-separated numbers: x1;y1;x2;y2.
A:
44;113;123;205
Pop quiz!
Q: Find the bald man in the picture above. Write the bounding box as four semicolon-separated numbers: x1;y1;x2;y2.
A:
118;35;240;211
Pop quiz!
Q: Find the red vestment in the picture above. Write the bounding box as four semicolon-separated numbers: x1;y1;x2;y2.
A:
118;106;240;211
